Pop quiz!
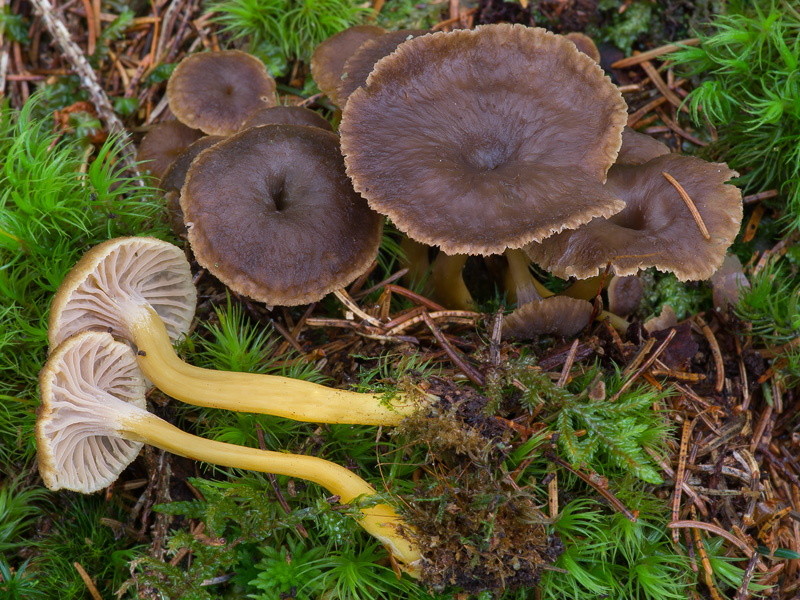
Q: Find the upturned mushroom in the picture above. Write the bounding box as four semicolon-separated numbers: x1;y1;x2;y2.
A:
49;237;426;426
340;24;628;256
38;331;422;572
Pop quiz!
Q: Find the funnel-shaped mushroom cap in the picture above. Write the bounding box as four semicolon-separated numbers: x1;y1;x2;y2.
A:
617;127;670;166
37;331;146;493
311;25;387;106
337;29;427;105
167;50;276;136
49;237;196;348
136;121;204;180
240;106;333;132
524;154;743;281
503;296;593;339
340;24;628;256
181;124;383;306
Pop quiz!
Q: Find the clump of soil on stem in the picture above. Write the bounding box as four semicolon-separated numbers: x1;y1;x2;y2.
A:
395;378;563;592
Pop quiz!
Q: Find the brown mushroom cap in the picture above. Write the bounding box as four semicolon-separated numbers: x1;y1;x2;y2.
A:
607;275;644;317
710;253;750;313
340;24;628;256
524;154;743;281
240;106;333;132
311;25;387;106
181;124;383;306
617;127;671;166
564;32;601;63
167;50;277;136
48;237;196;348
502;296;593;339
37;331;146;493
160;136;224;237
337;29;427;106
136;121;203;180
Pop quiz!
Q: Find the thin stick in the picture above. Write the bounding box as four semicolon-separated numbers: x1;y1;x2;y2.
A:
611;38;700;68
640;59;689;114
557;339;579;388
734;553;761;600
29;0;140;175
548;471;558;518
644;446;709;516
73;562;103;600
672;418;692;543
611;329;676;402
422;312;484;386
662;171;711;240
333;289;383;327
668;521;755;557
694;315;725;393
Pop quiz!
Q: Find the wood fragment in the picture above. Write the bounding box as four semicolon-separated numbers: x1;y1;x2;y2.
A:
73;562;103;600
743;189;779;204
669;520;755;557
662;171;711;240
640;59;690;114
694;315;725;393
422;312;484;386
384;284;446;311
333;288;383;327
735;553;761;600
743;203;766;243
673;418;692;543
611;329;675;402
548;471;558;518
557;339;579;388
611;38;700;68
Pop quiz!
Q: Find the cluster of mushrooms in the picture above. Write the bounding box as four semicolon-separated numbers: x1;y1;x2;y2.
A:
37;22;744;583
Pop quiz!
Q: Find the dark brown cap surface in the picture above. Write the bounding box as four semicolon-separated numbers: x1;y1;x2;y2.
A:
136;120;203;180
617;127;671;166
311;25;387;106
502;296;593;339
337;29;427;105
524;154;743;281
167;50;276;136
340;24;628;256
240;106;333;132
181;124;383;305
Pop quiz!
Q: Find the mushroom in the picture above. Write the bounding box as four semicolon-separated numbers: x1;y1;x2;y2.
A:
502;296;593;339
160;135;224;237
167;50;277;136
607;275;644;317
311;25;387;107
524;154;743;281
48;237;425;426
564;32;601;63
337;29;427;106
181;124;383;306
37;330;422;572
136;120;203;180
239;105;333;132
617;127;671;166
340;24;628;256
709;253;750;315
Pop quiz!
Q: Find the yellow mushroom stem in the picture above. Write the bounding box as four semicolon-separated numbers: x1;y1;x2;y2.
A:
429;251;474;310
399;236;430;288
561;274;607;300
126;303;426;426
504;248;548;305
119;409;422;573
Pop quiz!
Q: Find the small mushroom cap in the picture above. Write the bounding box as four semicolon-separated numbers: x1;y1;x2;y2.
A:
710;253;750;313
524;154;743;281
617;127;671;166
607;275;644;317
311;25;387;106
181;124;383;306
167;50;277;136
564;32;601;63
160;136;224;237
644;304;678;334
503;296;593;339
340;24;628;256
240;106;333;132
37;331;146;493
49;237;196;348
136;121;204;180
337;29;427;105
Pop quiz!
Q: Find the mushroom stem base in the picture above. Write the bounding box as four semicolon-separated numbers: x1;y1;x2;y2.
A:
120;410;422;573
